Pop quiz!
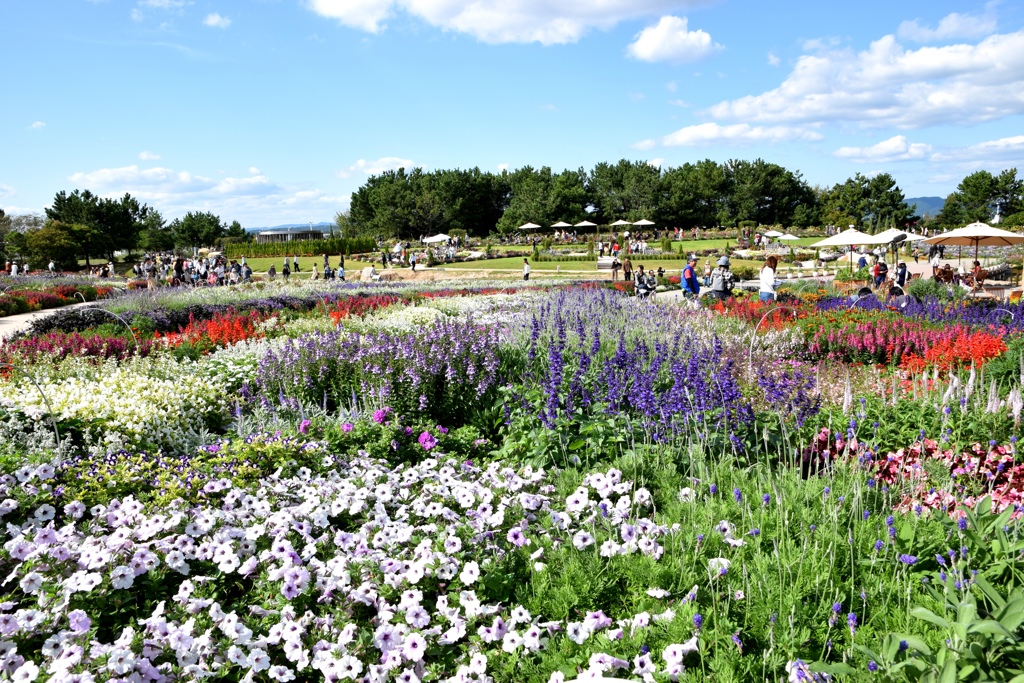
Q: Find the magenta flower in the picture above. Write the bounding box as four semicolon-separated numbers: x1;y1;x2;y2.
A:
341;423;354;433
373;407;391;424
298;420;311;434
418;431;437;450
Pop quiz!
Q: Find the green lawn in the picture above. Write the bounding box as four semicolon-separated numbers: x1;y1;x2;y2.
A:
441;256;769;273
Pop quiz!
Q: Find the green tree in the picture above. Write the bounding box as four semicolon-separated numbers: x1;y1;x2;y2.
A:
226;220;247;240
722;159;816;227
46;189;101;264
938;171;999;226
140;209;175;252
659;159;728;228
171;211;225;248
23;221;82;269
588;160;661;223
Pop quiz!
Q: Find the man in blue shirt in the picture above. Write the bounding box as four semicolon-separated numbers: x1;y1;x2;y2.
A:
681;255;701;299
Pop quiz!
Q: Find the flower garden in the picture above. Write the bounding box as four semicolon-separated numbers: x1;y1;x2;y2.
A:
1;278;1024;683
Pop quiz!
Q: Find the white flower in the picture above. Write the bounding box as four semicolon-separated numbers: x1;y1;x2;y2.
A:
646;588;669;598
677;487;696;502
708;557;731;578
12;661;39;682
107;648;136;675
572;530;595;550
18;573;43;595
249;648;271;672
459;560;479;584
110;566;134;590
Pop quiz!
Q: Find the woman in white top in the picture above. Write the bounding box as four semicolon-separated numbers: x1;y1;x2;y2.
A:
759;255;779;302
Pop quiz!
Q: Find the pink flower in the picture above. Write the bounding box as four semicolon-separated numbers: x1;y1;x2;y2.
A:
341;423;354;433
298;420;311;435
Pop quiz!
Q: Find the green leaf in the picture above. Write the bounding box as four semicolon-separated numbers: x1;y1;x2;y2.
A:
892;634;934;657
974;575;1008;608
966;619;1013;638
911;606;951;629
809;662;858;676
566;439;586;451
939;657;957;683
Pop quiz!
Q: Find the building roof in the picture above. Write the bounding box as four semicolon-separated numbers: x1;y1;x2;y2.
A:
258;227;325;235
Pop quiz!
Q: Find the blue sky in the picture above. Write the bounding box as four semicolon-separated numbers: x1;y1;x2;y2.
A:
2;0;1023;226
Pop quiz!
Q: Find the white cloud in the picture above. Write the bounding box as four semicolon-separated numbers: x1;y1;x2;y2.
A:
67;164;347;224
704;30;1024;129
248;166;261;174
0;184;15;199
29;121;45;130
139;0;190;8
497;163;509;172
139;151;161;160
131;8;144;21
647;158;664;168
306;0;711;45
202;13;231;28
628;92;646;102
898;6;997;43
767;51;780;66
665;81;678;92
668;99;690;107
929;135;1024;162
834;135;932;163
626;16;720;63
635;122;822;149
334;156;418;178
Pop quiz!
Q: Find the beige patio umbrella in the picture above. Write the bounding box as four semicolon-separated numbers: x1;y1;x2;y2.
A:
518;222;542;230
574;220;597;228
924;222;1024;260
632;219;655;226
551;221;573;228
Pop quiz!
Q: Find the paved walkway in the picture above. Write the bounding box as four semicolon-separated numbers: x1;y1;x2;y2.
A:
0;302;94;342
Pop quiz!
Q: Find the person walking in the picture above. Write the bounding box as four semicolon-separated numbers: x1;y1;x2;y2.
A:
759;256;778;302
622;256;633;283
709;256;735;301
311;263;319;280
523;258;531;281
702;259;712;287
930;250;941;278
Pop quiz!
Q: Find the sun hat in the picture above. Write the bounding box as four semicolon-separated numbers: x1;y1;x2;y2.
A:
717;256;730;267
688;254;698;262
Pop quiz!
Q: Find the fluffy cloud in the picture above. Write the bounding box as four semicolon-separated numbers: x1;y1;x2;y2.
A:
834;135;932;163
29;122;45;130
131;8;144;21
635;122;822;149
66;165;347;224
139;151;161;160
335;156;418;178
898;6;997;43
306;0;709;45
767;51;780;66
704;30;1024;129
202;13;231;28
0;184;15;199
929;135;1024;163
626;16;720;63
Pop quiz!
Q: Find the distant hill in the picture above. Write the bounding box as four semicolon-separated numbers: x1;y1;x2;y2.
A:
906;196;945;217
245;222;335;234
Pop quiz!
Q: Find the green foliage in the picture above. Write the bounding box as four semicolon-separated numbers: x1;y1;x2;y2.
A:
222;236;375;259
820;172;917;232
170;211;225;248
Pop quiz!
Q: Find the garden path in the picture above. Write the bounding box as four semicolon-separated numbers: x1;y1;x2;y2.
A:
0;302;93;342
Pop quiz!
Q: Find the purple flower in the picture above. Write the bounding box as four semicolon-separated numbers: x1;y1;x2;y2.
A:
958;517;968;531
762;493;771;505
298;419;311;434
710;484;718;495
868;661;878;672
848;612;858;636
341;422;354;433
507;529;528;547
373;407;391;424
418;431;437;450
899;554;918;565
693;614;703;630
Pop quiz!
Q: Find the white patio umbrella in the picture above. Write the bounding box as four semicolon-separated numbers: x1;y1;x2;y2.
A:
422;234;450;244
778;234;799;241
923;222;1024;259
871;227;926;243
574;220;597;228
391;243;403;253
551;221;573;228
632;219;655;226
811;227;875;274
518;222;542;230
610;219;632;227
764;230;784;238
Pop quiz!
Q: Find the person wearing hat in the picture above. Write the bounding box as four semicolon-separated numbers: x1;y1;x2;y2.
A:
710;256;735;300
681;254;701;299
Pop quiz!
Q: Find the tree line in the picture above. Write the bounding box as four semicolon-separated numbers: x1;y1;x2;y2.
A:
1;162;1021;269
344;160;1024;239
